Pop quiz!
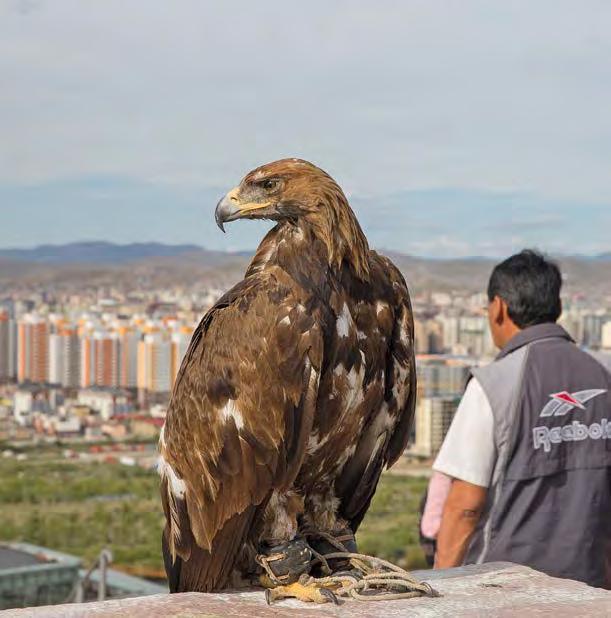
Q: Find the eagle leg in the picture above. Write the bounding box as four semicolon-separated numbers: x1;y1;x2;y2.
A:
305;526;358;574
260;529;363;605
255;538;313;585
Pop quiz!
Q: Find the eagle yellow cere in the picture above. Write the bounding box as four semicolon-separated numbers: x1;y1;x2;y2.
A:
159;159;416;601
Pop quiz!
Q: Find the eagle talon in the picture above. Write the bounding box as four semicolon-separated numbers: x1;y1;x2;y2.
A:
320;588;340;605
264;578;342;604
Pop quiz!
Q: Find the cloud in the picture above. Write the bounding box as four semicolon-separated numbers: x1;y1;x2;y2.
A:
1;177;607;258
0;1;610;254
482;214;567;234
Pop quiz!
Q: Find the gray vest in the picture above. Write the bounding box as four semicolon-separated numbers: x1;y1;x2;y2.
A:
465;323;611;589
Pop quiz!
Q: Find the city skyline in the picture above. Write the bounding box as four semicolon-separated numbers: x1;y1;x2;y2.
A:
2;283;611;391
1;2;611;257
1;279;610;464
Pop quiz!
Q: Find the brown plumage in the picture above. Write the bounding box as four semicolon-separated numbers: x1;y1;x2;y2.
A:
159;158;416;592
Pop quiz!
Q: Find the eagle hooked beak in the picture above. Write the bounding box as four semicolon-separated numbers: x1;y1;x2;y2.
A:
215;188;272;233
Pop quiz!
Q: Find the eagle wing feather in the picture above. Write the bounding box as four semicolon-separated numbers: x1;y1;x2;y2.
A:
160;268;322;591
337;255;417;531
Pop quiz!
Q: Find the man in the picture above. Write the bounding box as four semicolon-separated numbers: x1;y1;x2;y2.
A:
433;250;611;588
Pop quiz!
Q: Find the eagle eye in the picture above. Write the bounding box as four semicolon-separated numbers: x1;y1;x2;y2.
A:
261;179;279;192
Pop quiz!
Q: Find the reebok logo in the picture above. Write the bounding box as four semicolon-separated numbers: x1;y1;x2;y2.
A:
533;387;608;452
539;389;607;417
533;419;611;452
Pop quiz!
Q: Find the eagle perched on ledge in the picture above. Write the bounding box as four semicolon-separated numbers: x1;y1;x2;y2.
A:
160;159;416;601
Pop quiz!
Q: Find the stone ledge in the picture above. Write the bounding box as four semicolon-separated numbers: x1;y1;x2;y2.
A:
2;562;610;617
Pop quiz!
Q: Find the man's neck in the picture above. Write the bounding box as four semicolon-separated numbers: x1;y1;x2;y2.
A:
497;325;523;351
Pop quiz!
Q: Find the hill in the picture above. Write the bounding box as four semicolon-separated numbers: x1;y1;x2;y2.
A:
0;242;610;298
0;241;216;264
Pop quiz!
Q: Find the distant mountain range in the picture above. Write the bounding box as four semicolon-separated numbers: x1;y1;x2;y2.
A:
0;241;210;264
0;241;609;265
0;241;609;297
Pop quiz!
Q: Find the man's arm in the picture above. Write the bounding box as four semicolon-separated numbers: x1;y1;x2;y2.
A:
434;479;487;569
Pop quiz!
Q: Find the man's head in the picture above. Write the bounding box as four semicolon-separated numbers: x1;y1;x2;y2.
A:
487;250;562;349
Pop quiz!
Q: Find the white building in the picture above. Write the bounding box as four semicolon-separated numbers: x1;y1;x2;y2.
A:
77;388;130;421
13;386;54;426
138;333;172;394
48;328;80;387
171;330;190;385
601;321;611;351
13;390;34;426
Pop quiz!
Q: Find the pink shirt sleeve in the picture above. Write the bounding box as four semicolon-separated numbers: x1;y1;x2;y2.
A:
421;470;452;539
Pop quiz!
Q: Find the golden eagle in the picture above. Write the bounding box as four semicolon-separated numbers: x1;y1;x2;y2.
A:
160;158;416;601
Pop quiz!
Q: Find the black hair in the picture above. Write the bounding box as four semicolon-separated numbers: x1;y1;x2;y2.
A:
487;250;562;329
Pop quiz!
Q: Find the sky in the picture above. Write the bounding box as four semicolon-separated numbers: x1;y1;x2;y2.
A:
1;0;610;257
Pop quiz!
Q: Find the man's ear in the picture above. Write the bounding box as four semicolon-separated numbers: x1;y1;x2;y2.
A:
490;295;505;325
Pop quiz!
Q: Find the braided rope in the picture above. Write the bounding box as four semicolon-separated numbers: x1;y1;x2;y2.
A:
301;530;438;602
306;551;437;601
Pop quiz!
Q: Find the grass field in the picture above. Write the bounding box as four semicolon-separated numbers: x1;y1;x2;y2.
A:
0;454;428;580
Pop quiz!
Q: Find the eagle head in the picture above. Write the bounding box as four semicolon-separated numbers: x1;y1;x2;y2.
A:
215;158;343;232
215;158;370;279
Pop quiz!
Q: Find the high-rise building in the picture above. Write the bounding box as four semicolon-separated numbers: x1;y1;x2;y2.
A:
439;315;460;351
581;312;610;349
48;334;63;385
410;396;459;458
0;310;17;381
417;359;471;398
80;331;120;388
601;321;611;351
93;331;120;387
170;328;191;387
17;314;48;383
558;310;582;343
118;327;139;388
414;318;444;354
457;316;493;357
438;315;494;357
48;326;80;387
80;335;93;388
137;333;172;394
